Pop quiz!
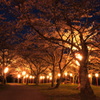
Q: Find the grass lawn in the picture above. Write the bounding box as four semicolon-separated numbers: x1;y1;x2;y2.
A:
31;83;100;100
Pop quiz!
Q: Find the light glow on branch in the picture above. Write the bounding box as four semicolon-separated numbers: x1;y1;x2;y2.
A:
75;53;83;60
4;67;9;74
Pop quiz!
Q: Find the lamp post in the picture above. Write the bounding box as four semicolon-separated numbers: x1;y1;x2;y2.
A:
49;77;52;83
64;72;68;84
4;67;9;84
17;74;21;83
22;71;26;83
95;73;99;86
40;76;43;83
25;74;29;84
29;75;32;83
46;76;49;83
88;74;92;85
58;73;61;77
32;76;35;83
70;73;73;83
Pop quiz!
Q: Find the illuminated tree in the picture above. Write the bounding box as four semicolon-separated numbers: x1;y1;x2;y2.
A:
1;0;100;100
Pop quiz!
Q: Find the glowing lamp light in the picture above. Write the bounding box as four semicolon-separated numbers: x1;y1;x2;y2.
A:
4;67;9;74
29;75;32;79
95;73;99;77
75;53;83;60
88;74;92;78
70;73;73;77
64;72;68;76
49;77;52;80
47;76;49;79
49;73;52;76
22;71;26;76
32;76;35;79
18;74;21;78
42;76;45;79
58;73;61;77
26;74;29;78
40;76;43;79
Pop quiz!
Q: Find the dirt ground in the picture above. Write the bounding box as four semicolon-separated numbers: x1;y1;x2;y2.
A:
0;83;47;100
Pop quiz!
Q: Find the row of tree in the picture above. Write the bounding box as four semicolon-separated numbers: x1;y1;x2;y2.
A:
0;0;100;100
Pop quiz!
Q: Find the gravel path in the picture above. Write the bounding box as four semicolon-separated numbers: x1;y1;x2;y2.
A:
0;84;47;100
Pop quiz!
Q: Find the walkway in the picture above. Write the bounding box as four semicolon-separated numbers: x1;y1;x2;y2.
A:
0;83;47;100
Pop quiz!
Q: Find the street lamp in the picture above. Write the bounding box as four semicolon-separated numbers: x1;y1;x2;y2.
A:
70;73;73;83
49;77;52;82
42;76;45;83
17;74;21;83
64;72;68;83
49;73;52;76
25;74;29;84
26;74;29;78
4;67;9;74
58;73;61;77
88;74;92;85
46;76;49;83
4;67;9;84
40;76;43;83
64;72;68;76
95;73;99;86
29;75;32;83
70;73;73;77
22;71;26;83
32;76;35;83
22;71;26;76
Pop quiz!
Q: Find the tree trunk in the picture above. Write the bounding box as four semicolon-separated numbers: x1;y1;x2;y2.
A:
51;64;55;87
35;75;39;86
79;42;96;100
1;75;6;85
79;63;96;100
55;72;63;88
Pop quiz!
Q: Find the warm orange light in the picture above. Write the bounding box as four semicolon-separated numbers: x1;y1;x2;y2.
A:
49;73;52;76
40;76;43;79
49;77;52;80
75;53;83;60
75;60;80;66
32;76;35;79
23;76;26;79
26;74;29;78
42;76;45;79
22;71;26;76
4;67;9;74
17;74;21;78
70;73;73;77
95;73;99;77
47;76;49;79
64;72;68;76
88;74;92;78
29;75;32;79
58;73;61;77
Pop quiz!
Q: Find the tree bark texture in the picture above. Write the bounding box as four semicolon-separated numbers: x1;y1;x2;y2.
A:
35;75;39;86
79;42;96;100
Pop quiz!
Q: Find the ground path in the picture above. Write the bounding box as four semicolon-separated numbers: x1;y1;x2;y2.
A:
0;83;47;100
